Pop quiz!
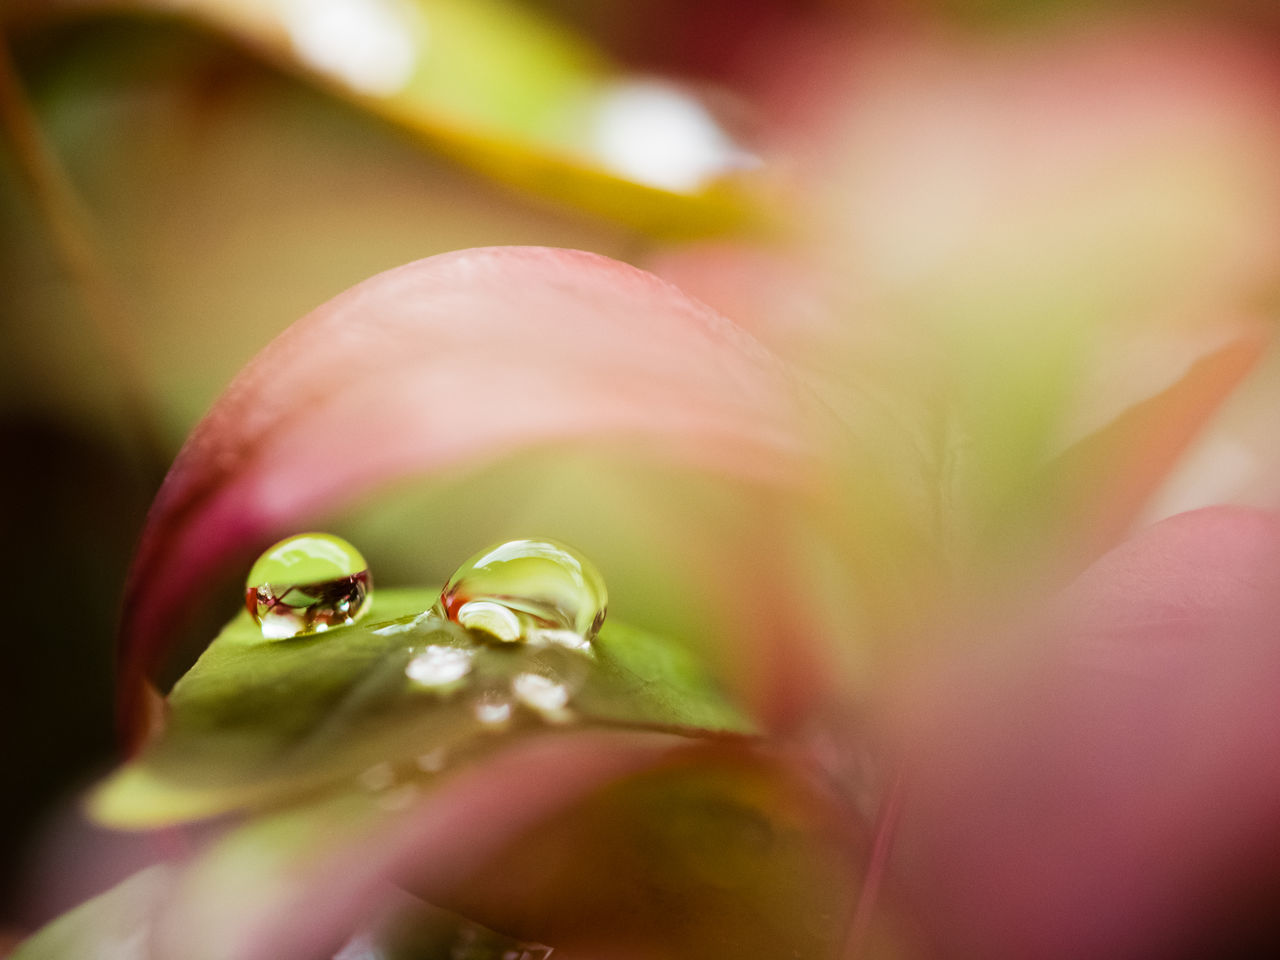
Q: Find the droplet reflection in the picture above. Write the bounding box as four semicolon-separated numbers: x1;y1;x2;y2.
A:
438;538;606;643
245;533;371;640
455;599;522;642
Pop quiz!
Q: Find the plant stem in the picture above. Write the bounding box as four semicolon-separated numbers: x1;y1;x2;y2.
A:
0;32;167;479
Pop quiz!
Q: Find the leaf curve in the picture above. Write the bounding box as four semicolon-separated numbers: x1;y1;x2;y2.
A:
157;737;856;960
116;246;816;741
96;588;751;827
36;0;765;236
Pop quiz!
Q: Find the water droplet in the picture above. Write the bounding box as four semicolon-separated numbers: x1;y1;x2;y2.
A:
405;644;474;688
438;539;606;643
415;748;447;773
526;628;593;653
358;761;395;792
512;672;570;713
473;690;513;727
377;783;418;812
246;533;371;640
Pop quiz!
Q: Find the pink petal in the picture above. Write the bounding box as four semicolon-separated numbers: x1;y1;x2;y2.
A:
889;506;1280;959
157;730;695;960
117;247;820;739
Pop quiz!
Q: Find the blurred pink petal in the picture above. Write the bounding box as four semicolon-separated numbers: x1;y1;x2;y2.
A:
890;506;1280;959
654;19;1280;589
116;246;821;739
158;730;701;960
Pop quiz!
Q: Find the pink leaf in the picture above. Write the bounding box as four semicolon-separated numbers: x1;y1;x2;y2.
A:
157;730;704;960
890;506;1280;959
117;247;820;740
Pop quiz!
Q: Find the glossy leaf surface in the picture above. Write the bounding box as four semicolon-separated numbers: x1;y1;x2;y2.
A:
96;588;750;827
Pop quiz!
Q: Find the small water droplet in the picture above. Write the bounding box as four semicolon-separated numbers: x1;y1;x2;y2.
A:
246;533;371;640
377;783;418;812
405;645;474;688
415;748;447;773
512;672;570;713
473;691;513;727
438;539;606;643
358;761;395;792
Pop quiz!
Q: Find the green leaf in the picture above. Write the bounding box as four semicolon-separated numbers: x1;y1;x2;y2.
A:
9;866;173;960
48;0;767;237
91;589;751;828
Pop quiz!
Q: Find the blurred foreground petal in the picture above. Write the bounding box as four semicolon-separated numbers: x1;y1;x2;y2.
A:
892;506;1280;959
654;19;1280;604
116;246;818;737
156;736;863;960
158;729;689;960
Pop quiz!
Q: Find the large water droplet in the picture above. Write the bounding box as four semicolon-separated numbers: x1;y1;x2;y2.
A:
246;533;371;640
438;539;606;643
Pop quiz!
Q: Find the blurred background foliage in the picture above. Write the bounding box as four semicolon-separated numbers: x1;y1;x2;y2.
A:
5;0;1280;935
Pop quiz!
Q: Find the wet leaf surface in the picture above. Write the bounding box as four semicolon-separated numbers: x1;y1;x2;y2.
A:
94;588;751;827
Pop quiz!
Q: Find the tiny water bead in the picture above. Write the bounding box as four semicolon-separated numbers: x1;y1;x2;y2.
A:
473;690;514;727
512;672;571;714
405;644;474;688
438;539;607;643
245;533;371;640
